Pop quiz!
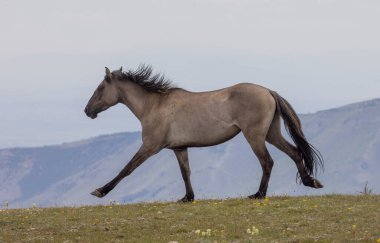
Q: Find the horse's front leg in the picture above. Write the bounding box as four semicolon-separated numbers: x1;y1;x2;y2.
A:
174;148;194;202
91;144;161;198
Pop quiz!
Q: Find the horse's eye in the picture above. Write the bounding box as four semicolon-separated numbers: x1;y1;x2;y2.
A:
98;86;104;91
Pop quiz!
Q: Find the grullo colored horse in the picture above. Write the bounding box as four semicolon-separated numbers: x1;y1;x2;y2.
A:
84;65;323;202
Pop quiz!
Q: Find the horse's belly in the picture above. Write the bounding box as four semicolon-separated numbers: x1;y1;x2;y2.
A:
167;121;241;148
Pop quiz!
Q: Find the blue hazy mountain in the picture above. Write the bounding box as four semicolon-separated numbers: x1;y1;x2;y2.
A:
1;99;379;208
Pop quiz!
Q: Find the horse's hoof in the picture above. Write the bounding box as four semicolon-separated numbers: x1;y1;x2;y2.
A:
90;189;106;198
313;179;323;188
303;177;324;189
177;195;194;203
248;192;265;199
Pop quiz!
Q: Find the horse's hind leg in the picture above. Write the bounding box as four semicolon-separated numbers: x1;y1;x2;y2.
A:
266;113;323;188
242;131;274;199
239;100;276;199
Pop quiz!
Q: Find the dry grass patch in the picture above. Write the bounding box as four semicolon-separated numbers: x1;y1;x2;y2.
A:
0;195;379;242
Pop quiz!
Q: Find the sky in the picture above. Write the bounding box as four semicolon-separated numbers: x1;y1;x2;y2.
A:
1;0;380;148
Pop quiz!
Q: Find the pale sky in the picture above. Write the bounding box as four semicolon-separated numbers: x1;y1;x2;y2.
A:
1;0;380;148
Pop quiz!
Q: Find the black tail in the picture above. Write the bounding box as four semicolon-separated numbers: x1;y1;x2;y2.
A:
269;91;324;177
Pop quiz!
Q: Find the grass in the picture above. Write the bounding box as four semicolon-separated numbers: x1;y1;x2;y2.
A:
1;195;379;242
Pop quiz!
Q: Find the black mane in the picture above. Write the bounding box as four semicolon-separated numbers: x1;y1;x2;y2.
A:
120;65;174;93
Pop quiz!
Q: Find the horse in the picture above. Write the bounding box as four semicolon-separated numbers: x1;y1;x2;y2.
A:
84;65;323;202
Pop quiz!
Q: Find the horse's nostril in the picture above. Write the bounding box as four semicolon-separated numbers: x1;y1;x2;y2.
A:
85;107;89;114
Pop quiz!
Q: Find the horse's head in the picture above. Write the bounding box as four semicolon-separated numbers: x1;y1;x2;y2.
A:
85;67;122;119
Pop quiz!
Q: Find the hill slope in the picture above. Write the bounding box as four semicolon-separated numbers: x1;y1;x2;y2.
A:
1;99;380;208
1;195;379;242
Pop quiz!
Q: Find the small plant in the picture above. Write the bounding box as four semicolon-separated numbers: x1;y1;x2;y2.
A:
359;181;373;195
3;200;9;209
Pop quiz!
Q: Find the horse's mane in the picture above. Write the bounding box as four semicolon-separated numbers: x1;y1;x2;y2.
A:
120;65;174;93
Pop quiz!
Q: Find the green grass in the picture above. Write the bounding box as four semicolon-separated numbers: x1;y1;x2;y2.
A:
1;195;379;242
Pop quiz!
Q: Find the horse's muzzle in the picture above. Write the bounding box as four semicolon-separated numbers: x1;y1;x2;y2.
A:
84;106;97;119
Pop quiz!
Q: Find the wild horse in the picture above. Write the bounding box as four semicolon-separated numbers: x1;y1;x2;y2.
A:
85;65;323;202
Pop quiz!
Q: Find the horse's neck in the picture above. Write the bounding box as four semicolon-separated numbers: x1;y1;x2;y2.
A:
118;81;152;121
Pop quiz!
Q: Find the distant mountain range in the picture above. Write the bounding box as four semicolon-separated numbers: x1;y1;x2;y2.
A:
1;99;380;208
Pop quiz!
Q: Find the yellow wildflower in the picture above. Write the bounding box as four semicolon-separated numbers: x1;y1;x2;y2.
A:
252;226;259;235
247;226;259;235
195;229;201;234
376;238;380;243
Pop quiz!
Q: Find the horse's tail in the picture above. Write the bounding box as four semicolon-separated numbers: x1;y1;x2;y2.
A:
269;90;324;177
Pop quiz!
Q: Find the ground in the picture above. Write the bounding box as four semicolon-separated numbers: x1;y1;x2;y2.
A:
1;195;379;242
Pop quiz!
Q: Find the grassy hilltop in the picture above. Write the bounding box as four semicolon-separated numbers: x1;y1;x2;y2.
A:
1;195;379;242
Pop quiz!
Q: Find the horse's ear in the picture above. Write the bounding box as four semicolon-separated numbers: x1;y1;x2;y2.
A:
119;66;123;73
105;67;112;82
